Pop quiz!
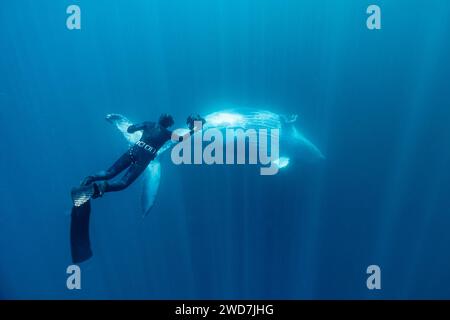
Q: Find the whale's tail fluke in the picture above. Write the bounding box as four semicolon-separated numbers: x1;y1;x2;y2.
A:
281;114;298;124
291;125;325;160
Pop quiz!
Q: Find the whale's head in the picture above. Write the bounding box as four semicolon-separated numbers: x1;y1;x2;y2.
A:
204;109;280;131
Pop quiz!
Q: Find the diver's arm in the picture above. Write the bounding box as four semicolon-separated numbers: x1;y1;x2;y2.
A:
177;127;199;142
127;122;147;133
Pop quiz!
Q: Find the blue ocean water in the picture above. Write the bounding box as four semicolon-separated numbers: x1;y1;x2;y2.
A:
1;0;450;299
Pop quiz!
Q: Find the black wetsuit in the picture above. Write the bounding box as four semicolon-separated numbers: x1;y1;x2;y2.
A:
85;122;172;193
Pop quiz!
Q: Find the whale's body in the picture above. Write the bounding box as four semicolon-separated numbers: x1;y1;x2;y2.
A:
106;108;324;216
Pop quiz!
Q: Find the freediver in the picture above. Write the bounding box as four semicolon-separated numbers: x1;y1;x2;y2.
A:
71;113;205;206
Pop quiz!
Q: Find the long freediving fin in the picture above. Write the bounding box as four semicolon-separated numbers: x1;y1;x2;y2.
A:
70;201;93;263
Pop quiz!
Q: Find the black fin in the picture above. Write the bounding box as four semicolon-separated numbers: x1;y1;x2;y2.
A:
70;201;93;263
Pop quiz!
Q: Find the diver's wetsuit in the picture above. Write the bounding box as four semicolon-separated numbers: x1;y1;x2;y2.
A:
84;122;172;194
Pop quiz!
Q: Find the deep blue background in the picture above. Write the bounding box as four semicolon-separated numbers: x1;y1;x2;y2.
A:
1;0;450;299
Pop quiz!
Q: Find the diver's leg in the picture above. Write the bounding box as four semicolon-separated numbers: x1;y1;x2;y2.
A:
72;151;135;205
99;162;148;193
82;151;132;185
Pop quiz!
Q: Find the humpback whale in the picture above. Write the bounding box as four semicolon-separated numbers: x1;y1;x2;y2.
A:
106;107;324;217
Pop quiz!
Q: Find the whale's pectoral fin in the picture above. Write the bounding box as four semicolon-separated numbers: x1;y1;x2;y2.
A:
105;113;142;144
141;159;161;217
273;157;290;169
273;157;291;169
